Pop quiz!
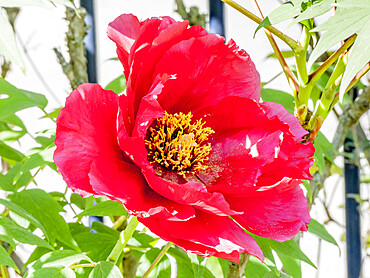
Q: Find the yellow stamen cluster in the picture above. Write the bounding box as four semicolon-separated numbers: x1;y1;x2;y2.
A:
145;111;214;176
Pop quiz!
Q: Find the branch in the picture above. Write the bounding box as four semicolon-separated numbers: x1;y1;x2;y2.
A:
227;253;250;278
249;0;299;93
222;0;303;52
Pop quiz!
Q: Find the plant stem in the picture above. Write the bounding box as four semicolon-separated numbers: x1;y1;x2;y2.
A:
227;253;250;278
249;0;299;93
107;216;139;265
222;0;303;52
112;215;126;230
308;34;356;87
142;242;173;278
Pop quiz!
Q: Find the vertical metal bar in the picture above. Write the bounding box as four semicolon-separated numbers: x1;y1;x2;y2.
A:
80;0;97;83
209;0;225;37
344;87;362;278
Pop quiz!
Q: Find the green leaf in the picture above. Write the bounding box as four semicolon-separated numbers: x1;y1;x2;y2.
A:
0;114;27;141
252;234;316;268
0;79;47;120
24;247;51;270
73;232;117;262
308;218;339;247
255;0;301;35
189;253;208;278
0;215;52;249
0;245;20;273
0;140;25;161
136;248;171;278
26;250;90;276
70;193;86;210
313;132;335;174
308;0;370;100
0;13;25;71
261;89;295;114
8;189;78;249
76;200;128;218
302;180;312;203
105;75;126;95
278;254;301;278
245;256;271;278
27;266;76;278
287;0;334;28
205;257;224;278
167;247;215;278
89;261;122;278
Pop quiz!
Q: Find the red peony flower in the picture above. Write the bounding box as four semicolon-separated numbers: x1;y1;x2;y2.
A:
54;14;314;262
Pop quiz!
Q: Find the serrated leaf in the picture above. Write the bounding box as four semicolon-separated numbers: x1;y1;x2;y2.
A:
308;0;370;100
89;261;122;278
255;0;301;35
287;0;334;28
308;218;339;248
0;215;52;249
0;13;25;71
8;189;78;249
105;75;126;95
136;248;171;278
76;200;127;218
0;244;20;273
0;79;47;120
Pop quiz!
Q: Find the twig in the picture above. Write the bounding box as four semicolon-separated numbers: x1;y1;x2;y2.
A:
227;253;250;278
222;0;303;52
249;0;299;93
142;242;173;278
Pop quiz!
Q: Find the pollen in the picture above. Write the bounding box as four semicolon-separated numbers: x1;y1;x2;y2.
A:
145;111;214;176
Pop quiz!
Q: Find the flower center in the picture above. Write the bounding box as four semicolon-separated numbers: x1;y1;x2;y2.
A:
145;111;214;176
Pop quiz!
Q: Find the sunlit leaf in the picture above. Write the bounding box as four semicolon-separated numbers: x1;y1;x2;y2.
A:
308;218;339;248
0;79;47;120
75;200;128;218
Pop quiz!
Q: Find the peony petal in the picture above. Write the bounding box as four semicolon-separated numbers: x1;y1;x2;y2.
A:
154;35;260;114
54;84;121;197
107;14;142;73
261;101;308;140
193;97;314;186
227;178;310;242
141;169;241;217
140;210;264;262
89;156;195;221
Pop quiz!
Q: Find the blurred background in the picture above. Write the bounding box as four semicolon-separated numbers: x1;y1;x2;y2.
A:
2;0;369;277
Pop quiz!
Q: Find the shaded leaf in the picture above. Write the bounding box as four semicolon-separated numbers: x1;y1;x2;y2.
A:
0;140;25;161
27;266;76;278
261;89;295;114
278;254;301;278
244;256;271;278
89;261;122;278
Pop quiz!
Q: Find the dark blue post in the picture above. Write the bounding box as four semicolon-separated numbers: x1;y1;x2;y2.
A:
81;0;97;83
209;1;225;37
80;0;102;228
344;88;362;278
